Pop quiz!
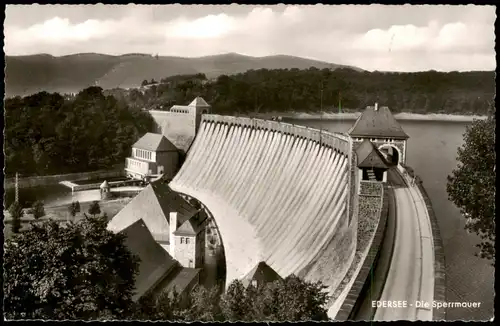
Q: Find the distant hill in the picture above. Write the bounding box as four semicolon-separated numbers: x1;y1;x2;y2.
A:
4;52;363;97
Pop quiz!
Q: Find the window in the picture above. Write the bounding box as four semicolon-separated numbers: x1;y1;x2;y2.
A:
180;237;184;244
186;237;190;244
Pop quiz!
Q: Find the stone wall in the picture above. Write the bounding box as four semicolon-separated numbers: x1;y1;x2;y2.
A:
201;115;350;155
336;184;389;320
409;166;447;320
171;114;356;289
359;181;383;197
348;140;359;226
4;169;124;190
150;110;197;153
200;114;356;228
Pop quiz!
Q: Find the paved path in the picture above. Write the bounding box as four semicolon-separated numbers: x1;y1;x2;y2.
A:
374;168;434;321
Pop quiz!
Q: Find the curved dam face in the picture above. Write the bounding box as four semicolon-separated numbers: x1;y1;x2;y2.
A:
170;115;357;289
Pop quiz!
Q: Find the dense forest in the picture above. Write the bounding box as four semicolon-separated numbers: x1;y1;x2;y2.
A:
106;68;495;115
4;87;154;177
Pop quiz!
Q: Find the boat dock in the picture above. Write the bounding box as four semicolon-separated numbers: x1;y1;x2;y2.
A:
59;179;142;192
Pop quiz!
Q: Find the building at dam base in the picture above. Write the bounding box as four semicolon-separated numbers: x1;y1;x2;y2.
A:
109;97;408;305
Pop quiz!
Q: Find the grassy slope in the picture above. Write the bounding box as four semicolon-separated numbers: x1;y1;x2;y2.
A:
5;52;362;97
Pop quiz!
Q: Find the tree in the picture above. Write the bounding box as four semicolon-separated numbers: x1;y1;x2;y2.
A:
74;200;81;213
4;89;153;177
447;113;496;263
133;286;185;321
29;200;46;220
8;201;23;233
220;280;250;321
68;201;81;219
133;275;330;322
272;275;329;321
88;200;101;217
186;285;223;321
3;215;140;320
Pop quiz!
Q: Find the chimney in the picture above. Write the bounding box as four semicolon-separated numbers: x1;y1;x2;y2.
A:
374;102;379;111
169;212;178;255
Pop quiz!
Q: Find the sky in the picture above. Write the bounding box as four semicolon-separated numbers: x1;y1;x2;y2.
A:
4;4;497;72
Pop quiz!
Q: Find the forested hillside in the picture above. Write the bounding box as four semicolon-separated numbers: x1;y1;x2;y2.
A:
4;87;154;177
106;68;496;116
5;53;360;97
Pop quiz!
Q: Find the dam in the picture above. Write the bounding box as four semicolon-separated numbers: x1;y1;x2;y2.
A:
169;115;359;288
108;99;443;320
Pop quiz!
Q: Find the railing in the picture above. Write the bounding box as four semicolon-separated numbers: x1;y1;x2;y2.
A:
201;115;350;155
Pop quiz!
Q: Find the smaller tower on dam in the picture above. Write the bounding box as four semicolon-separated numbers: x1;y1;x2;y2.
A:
348;103;409;167
354;139;390;184
149;96;212;153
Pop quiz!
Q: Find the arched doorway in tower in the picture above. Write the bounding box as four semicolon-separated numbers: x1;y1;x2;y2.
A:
378;144;400;166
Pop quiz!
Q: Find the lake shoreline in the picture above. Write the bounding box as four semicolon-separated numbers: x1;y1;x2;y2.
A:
250;112;487;122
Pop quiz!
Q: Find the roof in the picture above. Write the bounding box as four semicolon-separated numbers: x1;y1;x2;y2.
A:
241;261;283;288
188;96;210;108
132;132;177;152
173;211;206;236
152;266;201;299
355;139;390;169
119;219;178;301
348;106;409;139
100;180;109;188
107;180;199;243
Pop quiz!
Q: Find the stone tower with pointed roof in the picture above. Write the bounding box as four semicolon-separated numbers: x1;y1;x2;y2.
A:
149;97;212;153
355;139;390;183
100;180;111;200
348;103;409;166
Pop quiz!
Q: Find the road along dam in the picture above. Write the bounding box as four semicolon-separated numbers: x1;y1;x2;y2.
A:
169;115;360;291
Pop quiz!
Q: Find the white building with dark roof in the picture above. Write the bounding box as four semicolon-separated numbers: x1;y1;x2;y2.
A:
125;132;179;181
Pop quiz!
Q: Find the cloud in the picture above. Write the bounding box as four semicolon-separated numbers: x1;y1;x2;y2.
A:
4;4;496;72
165;14;236;39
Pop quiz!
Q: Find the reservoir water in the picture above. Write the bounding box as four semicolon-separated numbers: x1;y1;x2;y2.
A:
3;118;493;320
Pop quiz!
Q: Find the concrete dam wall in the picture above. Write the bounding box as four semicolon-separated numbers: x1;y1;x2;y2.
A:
169;115;358;289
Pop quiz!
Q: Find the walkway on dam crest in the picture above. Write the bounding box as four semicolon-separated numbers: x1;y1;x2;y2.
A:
374;167;435;321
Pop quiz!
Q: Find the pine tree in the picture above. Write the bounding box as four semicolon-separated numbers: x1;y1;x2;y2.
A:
8;201;23;233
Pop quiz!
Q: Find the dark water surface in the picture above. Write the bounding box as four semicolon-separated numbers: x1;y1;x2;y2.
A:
4;184;102;209
284;117;494;321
